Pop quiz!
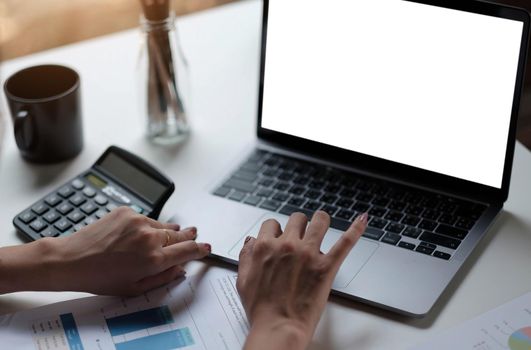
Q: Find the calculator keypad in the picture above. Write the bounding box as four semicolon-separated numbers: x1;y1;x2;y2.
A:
15;175;149;240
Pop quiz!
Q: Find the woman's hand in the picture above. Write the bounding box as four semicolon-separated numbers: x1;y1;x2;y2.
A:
0;207;211;296
237;211;368;350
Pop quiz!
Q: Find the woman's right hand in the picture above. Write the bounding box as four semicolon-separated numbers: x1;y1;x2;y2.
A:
237;210;368;350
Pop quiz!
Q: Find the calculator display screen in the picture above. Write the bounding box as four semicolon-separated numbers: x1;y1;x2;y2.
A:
99;153;167;203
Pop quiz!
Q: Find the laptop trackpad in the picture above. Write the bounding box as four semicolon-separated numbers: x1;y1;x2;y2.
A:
228;213;379;289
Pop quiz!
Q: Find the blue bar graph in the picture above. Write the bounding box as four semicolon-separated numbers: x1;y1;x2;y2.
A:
106;306;174;337
115;328;194;350
60;313;85;350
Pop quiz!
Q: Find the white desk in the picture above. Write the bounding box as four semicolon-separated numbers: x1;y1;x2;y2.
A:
1;1;531;349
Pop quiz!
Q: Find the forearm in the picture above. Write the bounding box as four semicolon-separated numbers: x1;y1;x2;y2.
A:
0;238;63;294
244;318;312;350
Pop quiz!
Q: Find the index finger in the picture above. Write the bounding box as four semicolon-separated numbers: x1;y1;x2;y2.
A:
327;213;368;267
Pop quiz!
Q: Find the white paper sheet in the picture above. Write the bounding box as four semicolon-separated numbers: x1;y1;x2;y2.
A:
412;292;531;350
0;267;249;350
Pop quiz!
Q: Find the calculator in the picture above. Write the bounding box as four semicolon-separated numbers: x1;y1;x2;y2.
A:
13;146;175;241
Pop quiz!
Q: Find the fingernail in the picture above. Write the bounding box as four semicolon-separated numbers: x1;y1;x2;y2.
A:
244;236;252;244
184;227;197;238
356;212;369;224
201;243;212;253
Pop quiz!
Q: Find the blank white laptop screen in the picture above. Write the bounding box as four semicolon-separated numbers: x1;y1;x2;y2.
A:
260;0;524;189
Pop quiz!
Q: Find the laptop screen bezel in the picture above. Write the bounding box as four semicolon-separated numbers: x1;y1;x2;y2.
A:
256;0;530;203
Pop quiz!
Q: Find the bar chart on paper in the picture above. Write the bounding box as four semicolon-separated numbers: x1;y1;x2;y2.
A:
411;293;531;350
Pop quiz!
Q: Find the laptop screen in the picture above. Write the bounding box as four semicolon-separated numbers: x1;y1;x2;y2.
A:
260;0;525;189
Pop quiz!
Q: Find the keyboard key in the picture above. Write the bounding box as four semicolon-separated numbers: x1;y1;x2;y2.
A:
69;194;86;207
45;194;62;207
340;188;357;198
320;194;338;204
402;215;421;226
363;227;384;241
273;182;290;191
272;193;290;202
416;245;435;255
40;227;60;238
336;198;354;208
244;195;262;206
352;202;370;212
289;186;306;195
398;241;415;250
305;190;321;200
388;201;406;211
130;204;145;213
85;217;97;225
71;179;85;190
422;209;441;221
321;205;338;216
82;187;97;198
30;219;47;233
419;219;437;231
385;211;404;222
58;186;75;198
405;205;423;216
356;192;374;203
213;186;231;197
403;227;422;239
31;202;49;215
439;214;457;225
438;202;457;213
293;176;310;185
279;204;313;218
19;211;36;224
304;201;321;211
421;231;461;250
81;202;98;215
433;251;451;260
94;194;109;206
336;209;355;220
233;170;258;182
386;223;405;234
369;206;386;217
330;217;351;231
278;171;294;181
325;184;341;194
288;197;305;206
55;219;72;232
372;197;390;207
106;203;118;212
95;209;108;219
369;217;388;229
260;200;282;212
67;211;85;224
435;224;468;240
256;188;273;197
309;180;325;190
382;232;401;245
43;210;61;224
74;223;85;232
240;162;261;172
57;203;74;215
224;179;256;193
258;178;274;187
455;218;475;230
419;241;437;250
229;191;246;201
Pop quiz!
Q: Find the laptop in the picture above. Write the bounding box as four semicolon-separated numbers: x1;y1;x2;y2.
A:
171;0;530;317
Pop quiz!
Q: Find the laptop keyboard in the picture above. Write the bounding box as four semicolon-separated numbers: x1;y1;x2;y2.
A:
213;150;487;261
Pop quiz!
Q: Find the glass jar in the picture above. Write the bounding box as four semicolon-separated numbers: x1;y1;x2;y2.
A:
138;13;190;145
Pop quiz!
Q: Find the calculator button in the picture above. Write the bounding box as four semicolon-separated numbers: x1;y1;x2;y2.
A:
71;179;85;190
81;202;98;215
43;211;61;224
40;227;60;238
30;219;47;233
67;211;85;224
106;203;118;212
73;223;85;232
82;187;96;198
84;217;97;225
95;209;108;219
58;186;75;198
31;202;49;215
57;203;74;215
94;195;108;206
45;194;62;207
19;211;36;224
69;194;86;207
130;204;144;214
55;219;73;232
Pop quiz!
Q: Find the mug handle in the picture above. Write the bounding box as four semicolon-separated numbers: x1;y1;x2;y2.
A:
14;110;37;152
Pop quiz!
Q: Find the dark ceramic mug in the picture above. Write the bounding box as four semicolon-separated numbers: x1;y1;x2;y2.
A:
3;64;83;163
